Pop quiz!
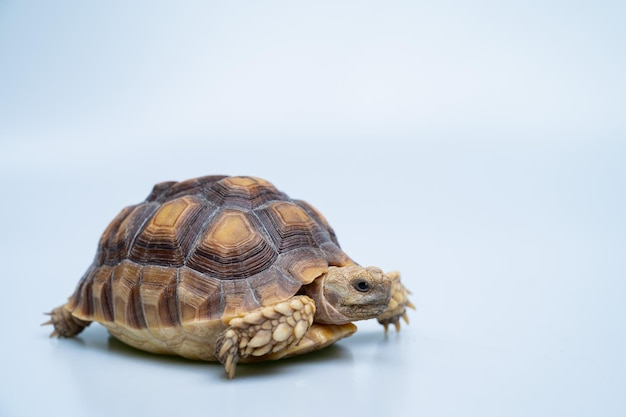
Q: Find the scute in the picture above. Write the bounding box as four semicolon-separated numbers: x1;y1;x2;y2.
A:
177;267;223;325
139;265;179;329
246;266;302;306
204;176;287;209
206;210;258;247
129;196;211;267
97;203;160;265
90;266;114;323
256;202;319;252
111;261;146;329
186;209;278;278
69;175;355;328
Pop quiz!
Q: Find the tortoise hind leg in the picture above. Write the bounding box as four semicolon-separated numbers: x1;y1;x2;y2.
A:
43;304;91;338
215;295;316;379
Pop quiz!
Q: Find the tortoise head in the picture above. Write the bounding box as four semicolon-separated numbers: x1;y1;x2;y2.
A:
304;266;392;324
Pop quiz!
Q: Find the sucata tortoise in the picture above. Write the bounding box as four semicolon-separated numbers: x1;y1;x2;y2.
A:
45;175;413;378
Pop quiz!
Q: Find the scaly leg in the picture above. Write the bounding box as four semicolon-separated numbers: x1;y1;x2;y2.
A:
43;304;91;338
215;295;316;379
377;271;415;332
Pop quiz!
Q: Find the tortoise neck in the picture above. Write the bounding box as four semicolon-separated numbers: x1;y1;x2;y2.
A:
302;273;352;325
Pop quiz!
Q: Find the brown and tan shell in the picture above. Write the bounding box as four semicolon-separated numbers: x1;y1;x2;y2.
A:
66;175;354;333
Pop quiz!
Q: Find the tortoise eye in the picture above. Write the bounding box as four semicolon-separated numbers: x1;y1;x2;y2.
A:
353;279;371;293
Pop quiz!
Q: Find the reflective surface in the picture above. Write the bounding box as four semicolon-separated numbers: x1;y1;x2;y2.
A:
1;1;625;417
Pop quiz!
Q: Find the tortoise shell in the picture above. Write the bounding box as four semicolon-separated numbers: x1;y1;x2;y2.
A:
66;175;355;330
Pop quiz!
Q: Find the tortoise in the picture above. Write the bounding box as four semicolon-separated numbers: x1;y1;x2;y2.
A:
45;175;413;378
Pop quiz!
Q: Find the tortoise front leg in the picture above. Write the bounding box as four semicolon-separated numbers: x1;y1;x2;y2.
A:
215;295;316;379
376;271;415;332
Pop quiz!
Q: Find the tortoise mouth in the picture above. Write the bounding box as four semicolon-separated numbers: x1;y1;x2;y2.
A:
312;289;390;324
336;301;389;321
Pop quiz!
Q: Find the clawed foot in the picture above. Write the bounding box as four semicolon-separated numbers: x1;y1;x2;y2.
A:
42;305;90;338
215;329;240;379
377;271;415;333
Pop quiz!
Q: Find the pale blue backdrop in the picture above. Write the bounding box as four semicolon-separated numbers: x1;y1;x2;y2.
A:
1;1;624;417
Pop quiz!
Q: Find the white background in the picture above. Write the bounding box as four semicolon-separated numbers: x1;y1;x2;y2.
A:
1;1;625;416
